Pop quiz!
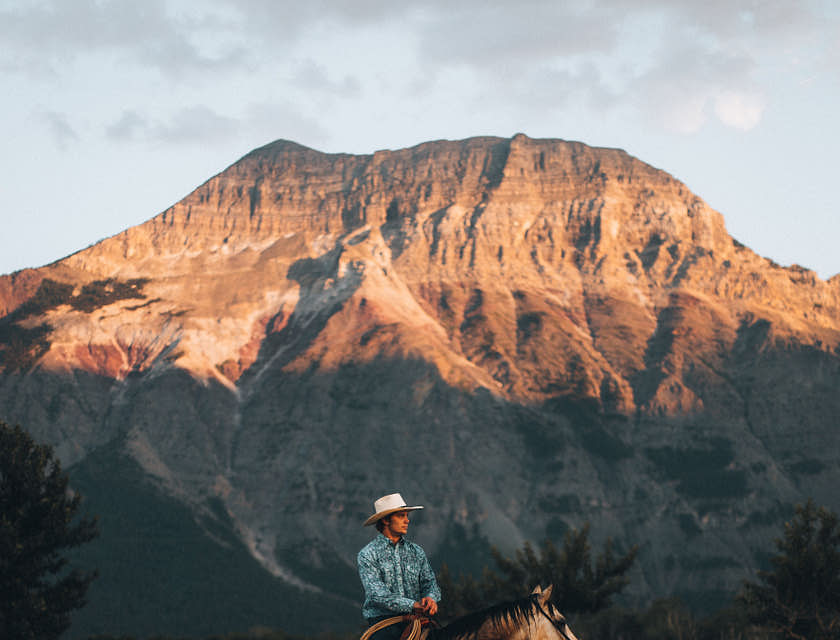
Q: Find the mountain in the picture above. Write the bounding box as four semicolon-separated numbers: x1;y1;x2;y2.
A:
1;134;839;637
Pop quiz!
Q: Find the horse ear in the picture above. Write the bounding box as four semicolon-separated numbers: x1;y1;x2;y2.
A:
538;584;553;605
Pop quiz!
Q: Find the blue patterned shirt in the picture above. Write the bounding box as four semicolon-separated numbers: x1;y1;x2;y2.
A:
357;533;442;619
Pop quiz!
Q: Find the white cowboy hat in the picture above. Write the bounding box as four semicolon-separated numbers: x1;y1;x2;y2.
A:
363;493;424;526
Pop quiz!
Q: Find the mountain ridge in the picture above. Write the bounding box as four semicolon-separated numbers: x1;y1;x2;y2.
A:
0;134;838;636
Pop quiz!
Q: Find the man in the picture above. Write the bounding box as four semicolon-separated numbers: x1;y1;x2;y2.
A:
357;493;441;640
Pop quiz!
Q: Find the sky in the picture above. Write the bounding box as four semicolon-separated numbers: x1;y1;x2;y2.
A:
1;0;838;279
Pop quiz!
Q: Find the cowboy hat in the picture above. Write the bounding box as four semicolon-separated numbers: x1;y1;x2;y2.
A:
363;493;424;526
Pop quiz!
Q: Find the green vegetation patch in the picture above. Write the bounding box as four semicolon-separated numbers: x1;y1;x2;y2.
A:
70;278;148;312
67;448;356;639
579;424;634;460
0;279;73;371
14;278;75;315
275;539;361;603
431;522;496;582
678;513;702;537
516;311;544;342
0;320;52;371
0;278;149;372
546;517;570;539
787;458;825;475
679;554;740;571
740;504;791;530
513;412;568;460
542;493;582;514
6;277;149;319
645;437;748;499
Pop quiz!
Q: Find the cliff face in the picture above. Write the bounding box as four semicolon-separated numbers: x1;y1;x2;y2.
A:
1;134;839;635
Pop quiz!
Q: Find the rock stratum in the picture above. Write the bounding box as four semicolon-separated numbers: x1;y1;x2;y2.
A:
1;134;839;637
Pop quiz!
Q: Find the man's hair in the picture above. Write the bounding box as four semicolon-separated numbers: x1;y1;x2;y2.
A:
375;515;389;532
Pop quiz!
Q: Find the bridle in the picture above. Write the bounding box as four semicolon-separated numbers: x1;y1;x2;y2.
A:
533;598;576;640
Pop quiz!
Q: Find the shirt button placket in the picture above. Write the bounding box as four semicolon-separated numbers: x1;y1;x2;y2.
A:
394;544;405;595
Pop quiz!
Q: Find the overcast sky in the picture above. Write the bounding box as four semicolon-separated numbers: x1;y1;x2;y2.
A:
1;0;838;278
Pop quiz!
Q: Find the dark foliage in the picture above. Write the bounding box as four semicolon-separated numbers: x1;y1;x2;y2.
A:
0;279;72;370
13;279;75;316
573;599;768;640
437;523;637;620
431;522;495;583
645;437;748;500
67;443;358;639
0;421;98;639
0;321;52;371
70;279;148;313
0;278;148;371
739;499;840;640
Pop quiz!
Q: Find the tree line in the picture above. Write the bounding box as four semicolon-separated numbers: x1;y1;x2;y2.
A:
2;419;839;639
436;499;840;639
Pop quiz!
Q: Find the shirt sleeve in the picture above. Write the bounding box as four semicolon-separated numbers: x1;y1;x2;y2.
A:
357;548;416;614
417;547;442;603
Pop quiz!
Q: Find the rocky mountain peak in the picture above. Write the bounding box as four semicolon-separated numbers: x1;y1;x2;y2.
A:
0;135;838;635
16;134;830;403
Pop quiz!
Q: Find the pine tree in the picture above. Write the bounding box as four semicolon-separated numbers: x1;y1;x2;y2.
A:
437;523;637;619
0;420;98;639
739;499;840;640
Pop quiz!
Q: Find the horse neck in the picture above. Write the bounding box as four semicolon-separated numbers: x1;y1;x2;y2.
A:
511;615;566;640
429;618;527;640
472;617;559;640
429;602;560;640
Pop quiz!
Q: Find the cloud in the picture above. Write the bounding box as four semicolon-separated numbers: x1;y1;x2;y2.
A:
106;106;237;144
106;110;148;141
620;34;768;134
2;0;830;79
241;101;330;147
713;90;765;131
291;59;362;98
4;0;835;145
38;111;79;150
105;102;327;148
398;1;824;134
599;0;823;43
0;0;251;77
153;106;239;143
204;0;405;38
414;3;618;69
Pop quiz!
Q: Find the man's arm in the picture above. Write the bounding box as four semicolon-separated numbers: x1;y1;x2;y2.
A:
417;548;442;605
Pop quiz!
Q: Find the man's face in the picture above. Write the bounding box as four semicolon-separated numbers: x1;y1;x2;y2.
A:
382;510;410;538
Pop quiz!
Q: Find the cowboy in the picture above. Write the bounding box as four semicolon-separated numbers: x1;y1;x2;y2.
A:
357;493;442;640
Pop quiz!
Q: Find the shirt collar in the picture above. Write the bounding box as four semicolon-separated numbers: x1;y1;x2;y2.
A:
377;532;404;546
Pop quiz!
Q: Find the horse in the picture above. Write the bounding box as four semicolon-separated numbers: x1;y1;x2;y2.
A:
427;585;579;640
360;585;580;640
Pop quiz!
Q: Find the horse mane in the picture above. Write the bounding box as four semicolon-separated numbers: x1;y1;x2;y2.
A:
429;595;541;640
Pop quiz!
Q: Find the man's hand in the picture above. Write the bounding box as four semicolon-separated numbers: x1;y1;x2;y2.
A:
413;597;438;616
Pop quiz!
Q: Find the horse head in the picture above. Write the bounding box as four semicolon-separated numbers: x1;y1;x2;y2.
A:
530;585;579;640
